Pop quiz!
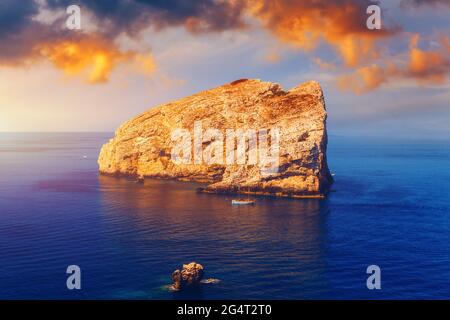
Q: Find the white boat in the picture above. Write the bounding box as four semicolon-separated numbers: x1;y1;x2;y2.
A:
231;199;255;205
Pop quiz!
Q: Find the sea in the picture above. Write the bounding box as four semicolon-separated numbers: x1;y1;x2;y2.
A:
0;132;449;299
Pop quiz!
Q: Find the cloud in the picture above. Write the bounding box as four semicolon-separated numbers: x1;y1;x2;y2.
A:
246;0;448;94
0;0;162;83
407;34;450;84
0;0;58;65
401;0;450;8
45;0;247;36
0;1;155;83
313;57;336;70
336;34;450;93
247;0;398;67
0;0;247;83
0;0;38;37
38;36;156;83
0;0;397;69
1;0;449;89
264;51;281;63
336;64;387;94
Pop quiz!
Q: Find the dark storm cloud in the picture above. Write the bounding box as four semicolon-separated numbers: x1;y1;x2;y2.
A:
0;0;247;65
0;0;37;36
0;0;64;64
45;0;247;35
0;0;248;82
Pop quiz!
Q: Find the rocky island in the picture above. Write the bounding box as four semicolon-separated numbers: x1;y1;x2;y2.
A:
172;262;204;290
98;79;333;198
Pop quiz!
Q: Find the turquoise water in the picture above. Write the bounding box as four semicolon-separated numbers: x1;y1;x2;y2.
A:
0;133;449;299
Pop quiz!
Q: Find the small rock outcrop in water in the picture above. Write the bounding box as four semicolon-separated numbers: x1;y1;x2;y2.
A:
98;79;333;198
172;262;204;290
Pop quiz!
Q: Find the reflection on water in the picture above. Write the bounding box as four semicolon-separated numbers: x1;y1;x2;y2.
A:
98;175;330;299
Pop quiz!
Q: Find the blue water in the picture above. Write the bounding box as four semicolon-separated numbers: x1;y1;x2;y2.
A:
0;133;449;299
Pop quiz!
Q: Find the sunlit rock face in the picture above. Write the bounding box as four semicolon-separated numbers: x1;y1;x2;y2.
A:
171;262;204;290
98;79;333;198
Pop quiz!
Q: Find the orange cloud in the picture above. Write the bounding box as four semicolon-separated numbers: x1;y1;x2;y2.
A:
336;34;450;93
264;51;281;63
337;64;387;94
408;34;449;84
314;57;336;70
38;37;155;83
445;37;450;52
444;36;450;54
247;0;397;67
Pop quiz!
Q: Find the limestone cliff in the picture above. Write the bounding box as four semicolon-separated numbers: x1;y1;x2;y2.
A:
98;79;333;198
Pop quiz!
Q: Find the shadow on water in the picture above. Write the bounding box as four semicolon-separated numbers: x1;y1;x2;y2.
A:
98;175;332;299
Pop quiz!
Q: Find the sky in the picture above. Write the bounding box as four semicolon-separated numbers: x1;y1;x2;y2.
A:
0;0;449;138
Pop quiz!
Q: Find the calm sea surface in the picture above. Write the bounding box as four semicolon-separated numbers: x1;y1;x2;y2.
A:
0;133;449;299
